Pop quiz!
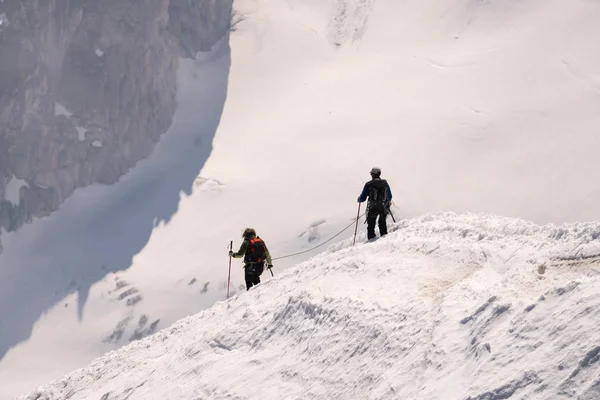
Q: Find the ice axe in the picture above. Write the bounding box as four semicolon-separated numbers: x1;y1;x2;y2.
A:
353;202;361;246
387;205;396;223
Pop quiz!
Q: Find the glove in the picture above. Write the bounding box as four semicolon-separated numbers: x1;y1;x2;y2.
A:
267;264;273;269
357;196;361;202
228;250;233;257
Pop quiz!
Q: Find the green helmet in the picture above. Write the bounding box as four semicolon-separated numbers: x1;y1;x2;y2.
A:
242;228;256;239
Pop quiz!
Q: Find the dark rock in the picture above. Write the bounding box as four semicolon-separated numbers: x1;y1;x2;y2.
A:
0;0;233;250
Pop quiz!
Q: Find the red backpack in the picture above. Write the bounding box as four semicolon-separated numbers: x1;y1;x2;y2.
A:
245;237;267;263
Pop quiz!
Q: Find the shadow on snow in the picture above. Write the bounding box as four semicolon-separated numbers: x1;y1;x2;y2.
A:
0;35;232;360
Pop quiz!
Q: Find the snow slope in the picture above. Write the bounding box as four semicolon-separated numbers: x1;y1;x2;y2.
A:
20;213;600;400
3;0;600;396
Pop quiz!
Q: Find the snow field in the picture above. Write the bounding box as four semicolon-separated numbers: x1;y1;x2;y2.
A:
21;212;600;399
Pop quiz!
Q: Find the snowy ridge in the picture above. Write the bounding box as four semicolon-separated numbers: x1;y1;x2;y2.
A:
4;0;600;395
20;213;600;400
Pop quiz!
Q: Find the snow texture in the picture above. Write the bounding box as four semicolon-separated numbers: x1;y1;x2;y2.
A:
3;0;600;397
4;177;27;205
19;212;600;400
54;103;73;118
77;127;86;141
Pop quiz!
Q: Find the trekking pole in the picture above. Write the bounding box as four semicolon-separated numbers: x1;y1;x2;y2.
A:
388;206;397;223
226;240;233;299
268;266;274;277
353;202;361;246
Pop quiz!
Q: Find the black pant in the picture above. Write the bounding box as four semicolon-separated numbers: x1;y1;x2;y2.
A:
245;262;264;290
367;205;388;240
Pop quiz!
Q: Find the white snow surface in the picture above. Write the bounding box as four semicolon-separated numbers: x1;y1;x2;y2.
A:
3;0;600;397
77;127;87;141
4;177;27;205
54;103;73;118
20;212;600;400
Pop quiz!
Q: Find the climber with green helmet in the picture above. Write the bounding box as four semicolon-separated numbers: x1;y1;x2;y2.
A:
229;228;273;290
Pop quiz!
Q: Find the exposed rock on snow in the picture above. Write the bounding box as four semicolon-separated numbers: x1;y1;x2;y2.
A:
0;0;233;247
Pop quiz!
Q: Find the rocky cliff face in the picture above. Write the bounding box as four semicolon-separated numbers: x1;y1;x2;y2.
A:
0;0;232;249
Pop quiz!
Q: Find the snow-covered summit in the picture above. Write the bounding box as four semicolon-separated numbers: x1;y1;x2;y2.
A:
20;213;600;400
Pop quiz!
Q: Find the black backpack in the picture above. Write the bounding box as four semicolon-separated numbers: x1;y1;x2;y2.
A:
245;237;267;263
368;179;389;208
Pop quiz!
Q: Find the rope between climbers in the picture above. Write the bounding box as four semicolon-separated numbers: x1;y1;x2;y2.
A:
272;213;366;261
